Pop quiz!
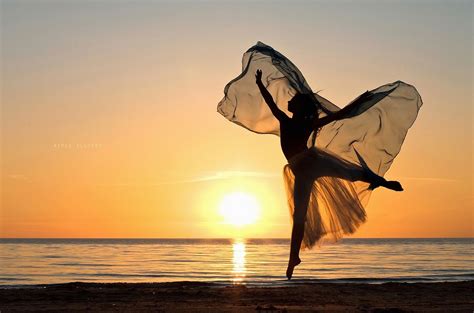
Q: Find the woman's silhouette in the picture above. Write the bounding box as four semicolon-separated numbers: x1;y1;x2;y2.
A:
218;42;422;281
255;69;403;279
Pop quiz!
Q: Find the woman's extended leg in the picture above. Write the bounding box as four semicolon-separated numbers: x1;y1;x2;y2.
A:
287;174;313;280
318;151;403;191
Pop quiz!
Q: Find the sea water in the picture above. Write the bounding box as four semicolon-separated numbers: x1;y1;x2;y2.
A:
0;238;472;286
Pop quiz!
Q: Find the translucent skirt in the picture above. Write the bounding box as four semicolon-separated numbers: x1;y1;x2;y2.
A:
283;147;373;250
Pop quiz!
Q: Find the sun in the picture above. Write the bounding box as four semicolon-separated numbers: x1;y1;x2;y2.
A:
218;192;260;227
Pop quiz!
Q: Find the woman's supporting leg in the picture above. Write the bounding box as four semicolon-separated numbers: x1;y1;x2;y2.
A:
287;174;313;280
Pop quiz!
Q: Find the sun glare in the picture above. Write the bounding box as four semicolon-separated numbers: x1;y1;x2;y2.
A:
219;192;260;227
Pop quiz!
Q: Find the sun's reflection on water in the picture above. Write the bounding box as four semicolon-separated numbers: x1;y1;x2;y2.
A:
231;240;246;284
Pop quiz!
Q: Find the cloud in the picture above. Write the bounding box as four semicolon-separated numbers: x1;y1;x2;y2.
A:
96;170;280;187
399;176;460;183
166;171;280;184
6;174;32;183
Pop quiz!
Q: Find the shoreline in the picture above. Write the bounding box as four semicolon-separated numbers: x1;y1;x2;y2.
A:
1;280;472;312
1;277;473;289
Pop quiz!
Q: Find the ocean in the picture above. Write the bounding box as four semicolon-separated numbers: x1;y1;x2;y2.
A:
0;238;472;286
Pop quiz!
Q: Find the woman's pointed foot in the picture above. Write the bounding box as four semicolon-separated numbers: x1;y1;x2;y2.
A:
369;179;403;192
384;180;403;191
286;256;301;280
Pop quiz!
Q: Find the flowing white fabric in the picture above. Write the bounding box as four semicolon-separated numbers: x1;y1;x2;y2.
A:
217;42;422;249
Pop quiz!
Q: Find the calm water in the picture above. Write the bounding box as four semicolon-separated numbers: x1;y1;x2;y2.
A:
0;238;472;286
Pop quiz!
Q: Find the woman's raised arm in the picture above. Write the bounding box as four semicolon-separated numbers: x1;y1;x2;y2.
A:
255;70;289;122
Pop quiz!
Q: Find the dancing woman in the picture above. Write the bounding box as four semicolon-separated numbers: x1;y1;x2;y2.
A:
255;69;402;279
217;42;422;280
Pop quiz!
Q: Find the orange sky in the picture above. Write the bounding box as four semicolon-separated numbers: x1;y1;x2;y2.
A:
1;1;472;238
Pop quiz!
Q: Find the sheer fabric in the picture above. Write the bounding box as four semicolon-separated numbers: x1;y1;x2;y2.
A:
217;42;422;249
284;148;369;248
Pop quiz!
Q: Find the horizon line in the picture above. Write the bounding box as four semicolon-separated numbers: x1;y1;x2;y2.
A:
1;237;472;240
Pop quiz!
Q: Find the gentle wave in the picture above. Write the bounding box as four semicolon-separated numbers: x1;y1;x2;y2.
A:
1;238;472;286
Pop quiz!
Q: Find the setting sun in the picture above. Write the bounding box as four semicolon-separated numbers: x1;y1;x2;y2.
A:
218;192;261;227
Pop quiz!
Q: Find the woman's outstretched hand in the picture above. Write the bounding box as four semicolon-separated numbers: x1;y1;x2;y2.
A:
255;69;263;84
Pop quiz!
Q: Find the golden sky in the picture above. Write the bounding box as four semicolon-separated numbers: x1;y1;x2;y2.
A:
1;1;472;238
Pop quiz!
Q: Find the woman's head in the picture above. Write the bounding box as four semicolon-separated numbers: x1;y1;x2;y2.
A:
288;93;318;119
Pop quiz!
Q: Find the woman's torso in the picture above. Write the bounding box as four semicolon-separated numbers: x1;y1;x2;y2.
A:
280;118;314;161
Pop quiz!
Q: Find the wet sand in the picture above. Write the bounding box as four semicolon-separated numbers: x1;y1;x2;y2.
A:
0;281;473;312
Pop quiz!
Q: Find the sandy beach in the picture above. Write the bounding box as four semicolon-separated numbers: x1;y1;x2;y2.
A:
0;281;472;312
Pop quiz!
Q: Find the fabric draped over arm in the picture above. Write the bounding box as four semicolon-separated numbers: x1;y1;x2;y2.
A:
217;41;422;178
